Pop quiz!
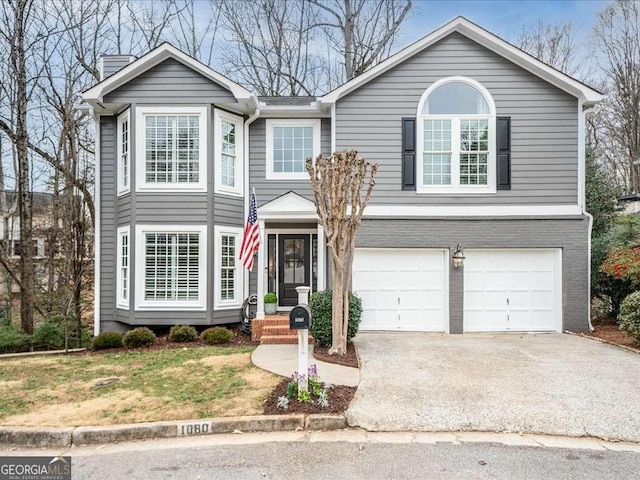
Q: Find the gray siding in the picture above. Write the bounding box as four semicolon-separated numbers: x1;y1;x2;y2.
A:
101;55;133;79
104;58;237;105
356;216;589;332
116;195;131;225
336;32;579;206
99;116;117;330
249;118;331;206
136;194;208;223
213;195;244;227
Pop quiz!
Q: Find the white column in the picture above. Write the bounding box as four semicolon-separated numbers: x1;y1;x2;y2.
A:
256;219;266;319
296;286;311;305
317;224;326;291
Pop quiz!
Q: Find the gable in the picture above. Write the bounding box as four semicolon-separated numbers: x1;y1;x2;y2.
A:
320;17;601;106
104;57;237;105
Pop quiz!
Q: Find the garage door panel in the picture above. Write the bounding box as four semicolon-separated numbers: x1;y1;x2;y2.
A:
464;249;560;333
353;248;447;332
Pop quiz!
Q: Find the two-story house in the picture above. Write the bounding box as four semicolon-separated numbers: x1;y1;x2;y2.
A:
81;17;602;337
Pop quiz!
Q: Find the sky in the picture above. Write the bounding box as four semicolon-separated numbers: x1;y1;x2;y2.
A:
396;0;610;48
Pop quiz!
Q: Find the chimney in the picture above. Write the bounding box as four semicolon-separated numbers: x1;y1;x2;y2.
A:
98;54;137;80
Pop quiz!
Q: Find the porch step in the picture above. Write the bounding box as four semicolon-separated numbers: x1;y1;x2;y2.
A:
260;334;315;345
262;325;299;336
251;314;292;342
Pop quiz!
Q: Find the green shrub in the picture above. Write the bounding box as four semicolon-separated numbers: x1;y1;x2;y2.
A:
168;325;198;343
618;291;640;341
201;326;233;345
264;292;277;304
92;332;124;350
123;327;157;348
32;322;65;350
309;290;362;348
0;324;31;353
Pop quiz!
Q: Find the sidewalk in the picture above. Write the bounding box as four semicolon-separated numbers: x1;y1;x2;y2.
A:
251;344;360;387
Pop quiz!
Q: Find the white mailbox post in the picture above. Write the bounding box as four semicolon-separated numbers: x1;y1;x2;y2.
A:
290;286;311;392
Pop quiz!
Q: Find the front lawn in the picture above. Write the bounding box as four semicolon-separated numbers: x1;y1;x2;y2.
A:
0;345;279;426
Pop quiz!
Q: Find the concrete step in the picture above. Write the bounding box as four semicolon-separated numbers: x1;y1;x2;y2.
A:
260;334;315;345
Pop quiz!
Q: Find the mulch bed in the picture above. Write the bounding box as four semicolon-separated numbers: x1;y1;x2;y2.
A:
312;342;359;368
263;377;357;415
76;326;258;355
579;317;640;350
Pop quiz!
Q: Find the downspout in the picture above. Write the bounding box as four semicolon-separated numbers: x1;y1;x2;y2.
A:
578;99;595;332
90;106;101;336
244;97;260;299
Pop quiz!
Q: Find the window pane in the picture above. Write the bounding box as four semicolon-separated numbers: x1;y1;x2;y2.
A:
145;114;200;184
423;82;490;115
220;235;236;301
144;232;200;302
423;153;451;185
272;124;314;174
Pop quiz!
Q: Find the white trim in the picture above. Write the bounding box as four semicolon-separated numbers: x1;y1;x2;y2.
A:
116;109;130;196
265;119;321;180
214;109;244;197
256;219;266;319
360;204;582;217
213;225;244;310
116;225;130;309
134;224;207;311
317;224;326;291
319;17;602;106
416;77;496;194
92;110;101;336
243;108;260;303
330;104;336;153
83;43;252;103
135;106;207;192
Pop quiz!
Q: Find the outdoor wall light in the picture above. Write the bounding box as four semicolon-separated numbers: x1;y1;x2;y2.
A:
452;243;466;268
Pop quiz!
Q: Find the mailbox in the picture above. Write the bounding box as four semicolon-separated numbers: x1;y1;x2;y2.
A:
289;304;311;329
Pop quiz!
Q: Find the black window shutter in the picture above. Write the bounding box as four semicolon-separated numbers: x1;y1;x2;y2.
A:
496;116;511;190
402;117;416;190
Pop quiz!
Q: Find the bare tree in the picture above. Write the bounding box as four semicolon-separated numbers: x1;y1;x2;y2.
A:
220;0;324;96
168;0;221;65
306;151;377;355
592;0;640;193
309;0;412;82
513;20;579;75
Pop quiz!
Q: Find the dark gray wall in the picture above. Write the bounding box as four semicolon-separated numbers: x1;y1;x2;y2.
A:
335;32;579;206
248;118;331;206
355;216;589;332
104;58;237;105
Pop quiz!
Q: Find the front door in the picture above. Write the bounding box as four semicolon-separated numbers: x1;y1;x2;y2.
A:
278;235;310;307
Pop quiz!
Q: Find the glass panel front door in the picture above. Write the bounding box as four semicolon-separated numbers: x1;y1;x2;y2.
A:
278;235;310;307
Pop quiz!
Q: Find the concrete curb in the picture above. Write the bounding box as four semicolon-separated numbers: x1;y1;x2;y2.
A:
0;348;86;360
0;414;347;448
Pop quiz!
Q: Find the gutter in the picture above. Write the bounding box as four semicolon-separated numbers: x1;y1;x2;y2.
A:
579;98;595;332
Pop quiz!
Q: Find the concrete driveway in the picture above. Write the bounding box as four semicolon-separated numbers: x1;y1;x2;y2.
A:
347;332;640;442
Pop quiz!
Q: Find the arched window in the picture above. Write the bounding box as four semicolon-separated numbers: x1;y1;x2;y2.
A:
416;77;496;193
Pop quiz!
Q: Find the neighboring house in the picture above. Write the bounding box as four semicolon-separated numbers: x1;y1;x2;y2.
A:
0;191;55;296
81;17;602;336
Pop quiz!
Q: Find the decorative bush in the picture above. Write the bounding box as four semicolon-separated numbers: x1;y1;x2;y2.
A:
123;327;157;348
201;326;233;345
92;332;124;350
618;291;640;341
168;325;198;343
600;247;640;282
264;292;278;304
32;322;65;350
309;290;362;348
0;324;31;353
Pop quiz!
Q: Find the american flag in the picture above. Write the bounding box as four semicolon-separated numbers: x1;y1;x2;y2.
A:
239;190;260;271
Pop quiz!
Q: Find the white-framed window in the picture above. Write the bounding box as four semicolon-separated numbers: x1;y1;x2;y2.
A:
135;225;207;310
116;225;130;309
214;109;244;196
214;225;243;309
117;109;130;195
265;119;321;180
416;77;496;194
135;106;207;192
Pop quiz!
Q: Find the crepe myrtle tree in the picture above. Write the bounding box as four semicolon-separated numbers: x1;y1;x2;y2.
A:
306;150;377;355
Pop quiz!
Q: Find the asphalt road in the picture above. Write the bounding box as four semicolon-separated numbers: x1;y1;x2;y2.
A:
69;437;638;480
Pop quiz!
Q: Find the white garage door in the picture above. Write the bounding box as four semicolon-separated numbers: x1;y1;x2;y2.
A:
464;249;562;332
352;248;447;332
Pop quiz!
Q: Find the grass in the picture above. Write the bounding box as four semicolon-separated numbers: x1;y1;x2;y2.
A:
0;345;279;427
